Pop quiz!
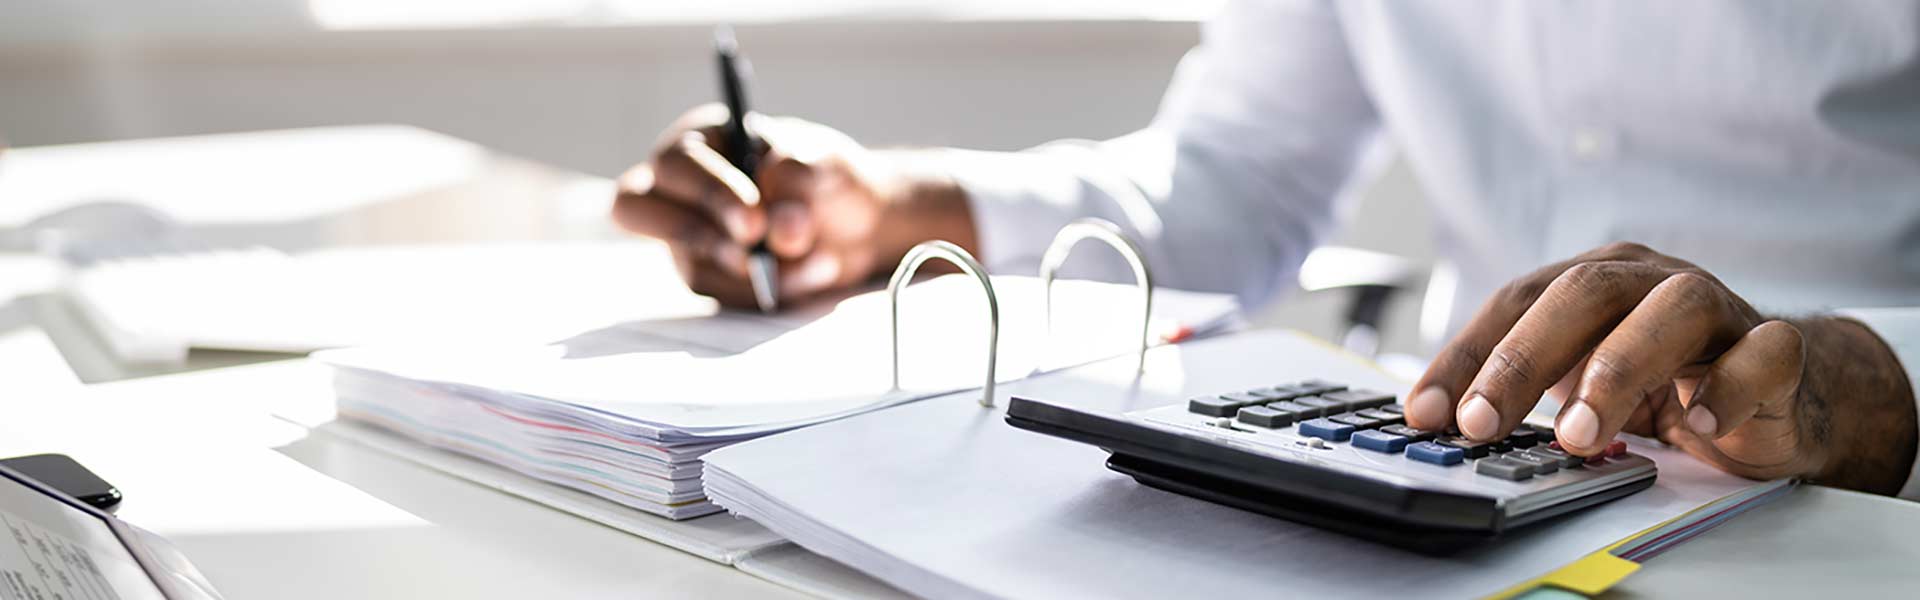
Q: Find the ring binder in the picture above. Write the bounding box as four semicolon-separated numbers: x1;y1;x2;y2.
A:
888;240;1001;407
1039;218;1154;374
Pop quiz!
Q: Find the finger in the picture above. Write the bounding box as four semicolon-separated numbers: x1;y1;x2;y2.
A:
757;151;819;259
778;252;846;302
1456;261;1668;440
1560;272;1748;454
1684;320;1804;438
651;131;765;243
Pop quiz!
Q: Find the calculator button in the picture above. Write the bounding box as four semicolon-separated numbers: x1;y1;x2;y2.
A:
1221;391;1268;406
1298;418;1355;442
1330;413;1383;429
1259;384;1313;401
1379;403;1406;415
1406;441;1465;466
1292;396;1345;415
1606;440;1628;457
1487;438;1513;454
1294;379;1348;395
1267;401;1322;419
1505;451;1559;474
1437;436;1494;459
1355;408;1403;424
1378;424;1436;443
1235;405;1296;428
1187;396;1242;417
1505;428;1540;449
1475;457;1535;480
1351;429;1409;453
1320;389;1396;411
1528;446;1583;468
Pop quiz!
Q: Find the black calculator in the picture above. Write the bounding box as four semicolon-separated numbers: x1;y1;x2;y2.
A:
1006;379;1656;553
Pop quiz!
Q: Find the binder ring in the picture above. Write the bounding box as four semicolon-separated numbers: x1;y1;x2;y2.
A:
1039;218;1154;374
888;240;1001;407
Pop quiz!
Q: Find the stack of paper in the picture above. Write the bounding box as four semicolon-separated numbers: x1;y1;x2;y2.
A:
702;329;1788;598
318;275;1240;519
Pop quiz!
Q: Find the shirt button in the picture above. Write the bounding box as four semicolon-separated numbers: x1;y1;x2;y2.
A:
1568;126;1619;161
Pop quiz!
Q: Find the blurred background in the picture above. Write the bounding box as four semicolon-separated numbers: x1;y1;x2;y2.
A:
0;0;1435;371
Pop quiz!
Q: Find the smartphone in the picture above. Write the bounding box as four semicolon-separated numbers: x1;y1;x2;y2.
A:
0;453;123;513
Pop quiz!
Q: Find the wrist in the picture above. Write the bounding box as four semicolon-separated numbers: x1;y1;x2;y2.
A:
1793;316;1918;494
870;149;979;270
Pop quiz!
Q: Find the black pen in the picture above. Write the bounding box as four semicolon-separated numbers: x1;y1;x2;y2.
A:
714;26;778;313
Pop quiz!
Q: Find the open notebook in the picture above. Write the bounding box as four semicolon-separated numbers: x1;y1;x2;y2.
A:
702;329;1789;599
314;274;1240;519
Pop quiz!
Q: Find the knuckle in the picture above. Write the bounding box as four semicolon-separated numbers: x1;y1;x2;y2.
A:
1552;260;1623;296
1583;350;1642;395
1597;241;1653;258
1483;345;1542;387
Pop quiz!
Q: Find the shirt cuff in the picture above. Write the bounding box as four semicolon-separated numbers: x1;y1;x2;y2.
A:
937;147;1090;274
1837;307;1920;501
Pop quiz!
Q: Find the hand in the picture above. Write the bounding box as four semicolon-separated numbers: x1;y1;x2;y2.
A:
1407;242;1917;494
613;105;975;308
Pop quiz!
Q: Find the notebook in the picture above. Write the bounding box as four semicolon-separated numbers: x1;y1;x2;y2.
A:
314;273;1241;519
701;329;1789;599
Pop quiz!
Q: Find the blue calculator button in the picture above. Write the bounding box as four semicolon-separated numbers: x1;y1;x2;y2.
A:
1298;418;1355;442
1351;430;1409;453
1406;441;1465;466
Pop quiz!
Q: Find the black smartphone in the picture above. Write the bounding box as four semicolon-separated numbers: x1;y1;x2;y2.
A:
0;453;122;513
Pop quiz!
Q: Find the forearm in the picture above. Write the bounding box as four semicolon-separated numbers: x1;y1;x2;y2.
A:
1796;315;1918;495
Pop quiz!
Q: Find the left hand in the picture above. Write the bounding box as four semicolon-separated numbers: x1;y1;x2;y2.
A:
1406;242;1917;494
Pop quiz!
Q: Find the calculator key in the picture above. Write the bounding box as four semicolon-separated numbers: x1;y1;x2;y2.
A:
1437;436;1494;459
1267;401;1322;419
1187;396;1243;417
1505;428;1540;449
1330;413;1383;429
1351;429;1410;453
1487;438;1513;454
1235;405;1296;428
1320;389;1396;411
1259;384;1313;401
1475;457;1535;480
1379;403;1406;415
1355;408;1403;424
1528;446;1583;468
1406;441;1465;466
1298;418;1356;442
1505;451;1559;474
1294;379;1348;395
1379;424;1437;443
1221;391;1269;406
1293;396;1345;416
1606;440;1628;457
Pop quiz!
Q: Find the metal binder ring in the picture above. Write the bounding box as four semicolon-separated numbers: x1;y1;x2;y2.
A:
888;240;1001;407
1039;218;1154;374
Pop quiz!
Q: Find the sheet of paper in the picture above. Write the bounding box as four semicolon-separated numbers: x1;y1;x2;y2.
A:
319;275;1238;433
703;329;1770;600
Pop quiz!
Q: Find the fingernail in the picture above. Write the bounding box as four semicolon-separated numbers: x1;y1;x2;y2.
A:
1409;387;1451;429
713;243;747;274
723;210;752;240
1459;394;1500;440
1560;401;1601;449
1687;404;1719;437
772;203;807;242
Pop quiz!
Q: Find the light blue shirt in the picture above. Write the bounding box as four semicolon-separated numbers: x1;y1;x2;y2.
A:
948;0;1920;496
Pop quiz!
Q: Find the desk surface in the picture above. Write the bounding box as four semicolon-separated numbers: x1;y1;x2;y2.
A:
1;129;1914;598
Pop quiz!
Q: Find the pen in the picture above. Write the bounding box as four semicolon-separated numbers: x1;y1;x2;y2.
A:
714;26;779;313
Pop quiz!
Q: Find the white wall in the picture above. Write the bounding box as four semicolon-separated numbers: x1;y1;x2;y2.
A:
0;12;1435;355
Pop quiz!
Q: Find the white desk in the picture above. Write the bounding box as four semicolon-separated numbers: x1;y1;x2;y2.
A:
1;129;1914;597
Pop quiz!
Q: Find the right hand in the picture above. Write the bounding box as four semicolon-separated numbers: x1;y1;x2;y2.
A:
614;105;942;308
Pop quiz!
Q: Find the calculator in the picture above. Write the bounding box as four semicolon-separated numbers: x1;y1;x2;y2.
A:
1005;379;1656;553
